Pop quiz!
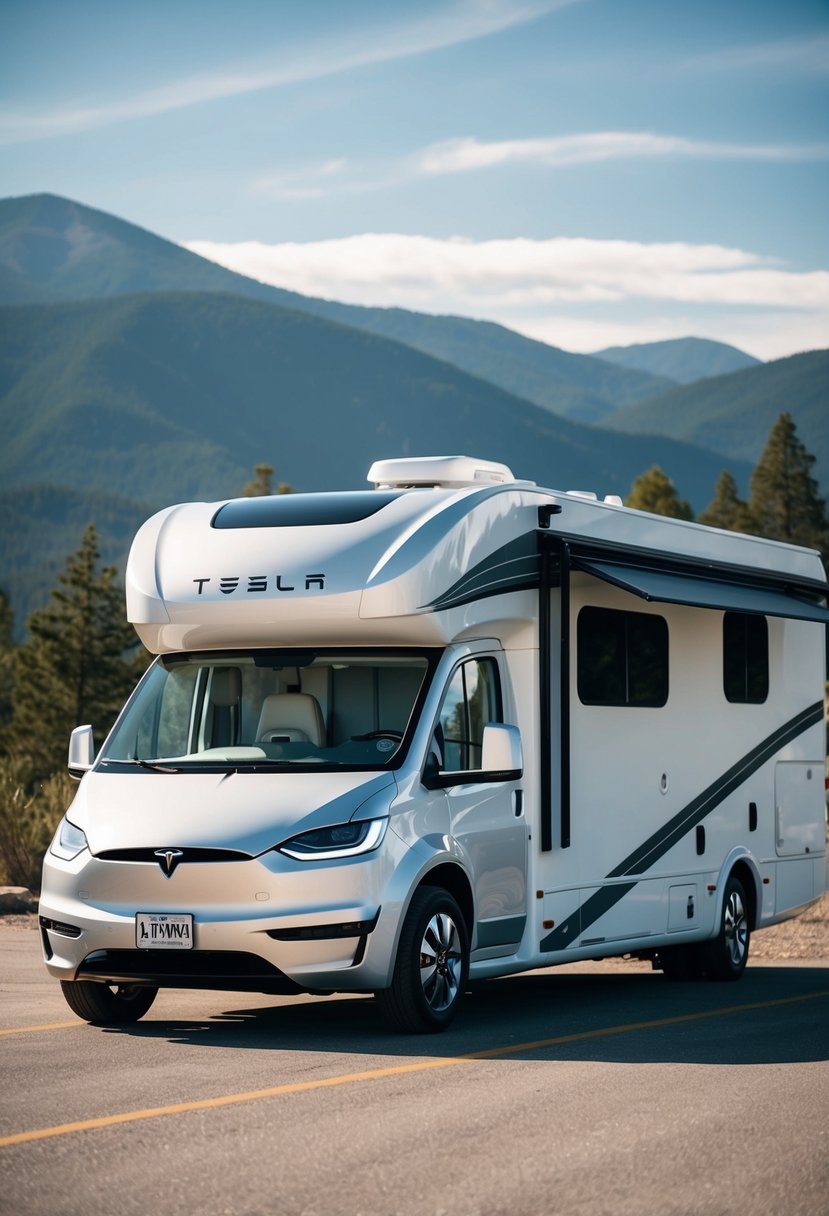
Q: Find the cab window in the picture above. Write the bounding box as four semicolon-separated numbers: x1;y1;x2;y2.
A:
436;659;502;772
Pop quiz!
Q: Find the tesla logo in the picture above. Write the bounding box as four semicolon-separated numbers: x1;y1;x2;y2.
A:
193;574;326;595
154;848;184;878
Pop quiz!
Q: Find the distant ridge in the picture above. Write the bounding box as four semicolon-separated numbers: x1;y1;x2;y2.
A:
594;336;761;385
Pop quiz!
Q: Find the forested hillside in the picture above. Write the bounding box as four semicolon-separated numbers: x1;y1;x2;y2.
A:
0;292;745;506
605;350;829;491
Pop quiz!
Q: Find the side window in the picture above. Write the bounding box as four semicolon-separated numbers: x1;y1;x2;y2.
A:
723;612;768;703
577;606;668;707
437;659;502;771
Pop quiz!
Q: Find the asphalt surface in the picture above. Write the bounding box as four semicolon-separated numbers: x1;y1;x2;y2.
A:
2;925;828;1216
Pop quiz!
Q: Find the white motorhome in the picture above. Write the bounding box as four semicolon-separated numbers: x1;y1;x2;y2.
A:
40;456;828;1032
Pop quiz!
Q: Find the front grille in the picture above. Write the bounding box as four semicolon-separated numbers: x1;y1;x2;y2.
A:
77;949;302;994
94;847;252;864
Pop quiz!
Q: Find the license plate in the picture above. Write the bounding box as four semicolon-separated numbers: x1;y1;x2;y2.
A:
136;912;194;950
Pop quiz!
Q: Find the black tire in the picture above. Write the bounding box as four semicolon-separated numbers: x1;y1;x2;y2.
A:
377;886;469;1033
702;875;751;981
60;980;158;1025
658;943;705;981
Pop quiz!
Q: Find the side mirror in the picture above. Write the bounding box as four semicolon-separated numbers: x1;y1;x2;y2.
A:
68;725;95;776
421;723;523;789
481;723;523;777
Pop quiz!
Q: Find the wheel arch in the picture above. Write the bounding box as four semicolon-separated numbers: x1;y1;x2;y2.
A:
415;861;475;943
729;858;759;931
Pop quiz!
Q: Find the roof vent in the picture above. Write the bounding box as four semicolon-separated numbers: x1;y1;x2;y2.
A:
368;455;515;490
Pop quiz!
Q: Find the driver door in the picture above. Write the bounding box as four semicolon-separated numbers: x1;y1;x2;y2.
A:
434;657;528;953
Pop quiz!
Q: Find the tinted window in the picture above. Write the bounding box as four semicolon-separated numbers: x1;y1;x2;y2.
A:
723;613;769;703
212;491;402;529
437;659;502;771
578;607;668;707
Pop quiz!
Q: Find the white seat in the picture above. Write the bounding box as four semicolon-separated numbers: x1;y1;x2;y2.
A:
256;693;325;746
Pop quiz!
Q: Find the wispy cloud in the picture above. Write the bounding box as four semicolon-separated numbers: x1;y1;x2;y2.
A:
0;1;567;145
686;33;829;74
249;130;829;200
415;132;829;174
184;233;829;359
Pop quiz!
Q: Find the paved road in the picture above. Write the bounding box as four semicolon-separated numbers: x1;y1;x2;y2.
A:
2;925;828;1216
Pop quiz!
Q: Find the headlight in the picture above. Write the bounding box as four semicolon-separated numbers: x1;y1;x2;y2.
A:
50;817;89;861
279;818;387;861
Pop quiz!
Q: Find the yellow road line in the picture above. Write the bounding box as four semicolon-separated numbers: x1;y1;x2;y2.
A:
1;989;826;1149
0;1021;83;1038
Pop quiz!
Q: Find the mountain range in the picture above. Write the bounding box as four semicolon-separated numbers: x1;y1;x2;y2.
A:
0;192;826;634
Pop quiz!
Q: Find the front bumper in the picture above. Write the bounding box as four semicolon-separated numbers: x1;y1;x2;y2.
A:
39;829;416;992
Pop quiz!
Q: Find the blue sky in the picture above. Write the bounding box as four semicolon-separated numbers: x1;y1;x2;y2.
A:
2;0;828;358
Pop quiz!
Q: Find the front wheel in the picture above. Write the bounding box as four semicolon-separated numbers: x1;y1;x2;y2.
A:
376;886;469;1033
60;980;158;1025
702;875;751;981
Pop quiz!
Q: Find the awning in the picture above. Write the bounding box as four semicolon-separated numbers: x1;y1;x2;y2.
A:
573;558;829;624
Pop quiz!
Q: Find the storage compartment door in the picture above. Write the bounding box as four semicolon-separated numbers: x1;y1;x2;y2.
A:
774;762;825;858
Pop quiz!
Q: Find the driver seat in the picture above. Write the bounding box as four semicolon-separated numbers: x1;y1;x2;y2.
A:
256;693;325;746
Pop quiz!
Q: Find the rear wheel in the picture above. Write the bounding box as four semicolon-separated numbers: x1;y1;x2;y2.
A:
377;886;469;1033
702;875;751;981
60;980;158;1025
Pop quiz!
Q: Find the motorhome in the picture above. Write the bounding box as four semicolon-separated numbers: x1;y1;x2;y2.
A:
40;455;828;1032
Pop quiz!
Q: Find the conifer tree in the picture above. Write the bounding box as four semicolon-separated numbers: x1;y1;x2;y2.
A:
0;590;14;748
748;413;829;564
244;463;274;496
243;462;293;496
625;466;694;520
699;471;755;534
11;525;139;777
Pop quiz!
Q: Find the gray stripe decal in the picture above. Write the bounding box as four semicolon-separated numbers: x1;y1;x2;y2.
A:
422;532;542;612
476;914;528;949
540;700;823;952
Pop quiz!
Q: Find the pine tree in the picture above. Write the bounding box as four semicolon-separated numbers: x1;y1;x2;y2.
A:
11;525;139;777
699;471;755;534
749;413;829;564
0;590;14;748
244;463;274;496
243;463;293;496
626;466;694;520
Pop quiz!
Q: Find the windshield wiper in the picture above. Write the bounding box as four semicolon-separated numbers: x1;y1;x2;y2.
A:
113;756;182;773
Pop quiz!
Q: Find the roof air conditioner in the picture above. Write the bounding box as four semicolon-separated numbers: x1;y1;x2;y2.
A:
368;455;515;490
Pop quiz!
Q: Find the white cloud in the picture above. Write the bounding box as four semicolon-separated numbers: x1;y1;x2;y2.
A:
183;232;829;360
415;132;829;175
0;1;567;144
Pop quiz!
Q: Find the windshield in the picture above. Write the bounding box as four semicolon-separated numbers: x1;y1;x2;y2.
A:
100;649;437;772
